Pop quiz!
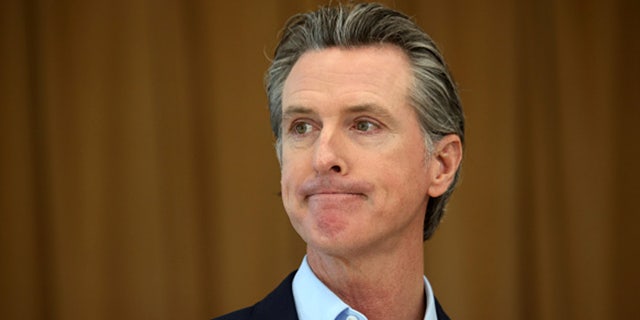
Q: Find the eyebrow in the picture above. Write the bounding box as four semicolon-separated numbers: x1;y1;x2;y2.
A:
345;103;395;121
283;103;396;121
282;105;315;119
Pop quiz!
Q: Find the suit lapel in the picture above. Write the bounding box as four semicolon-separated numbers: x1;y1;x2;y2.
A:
250;271;299;320
434;296;451;320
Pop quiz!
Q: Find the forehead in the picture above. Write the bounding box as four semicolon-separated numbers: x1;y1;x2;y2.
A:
282;45;413;112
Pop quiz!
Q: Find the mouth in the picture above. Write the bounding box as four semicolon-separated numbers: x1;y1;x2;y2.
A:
298;178;372;200
306;191;365;200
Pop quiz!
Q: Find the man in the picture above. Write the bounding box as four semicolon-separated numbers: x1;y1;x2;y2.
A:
215;2;464;320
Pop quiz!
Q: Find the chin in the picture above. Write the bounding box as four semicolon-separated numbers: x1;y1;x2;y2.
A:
290;208;372;255
306;225;374;257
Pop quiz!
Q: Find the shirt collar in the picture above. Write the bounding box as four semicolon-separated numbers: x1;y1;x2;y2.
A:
292;256;439;320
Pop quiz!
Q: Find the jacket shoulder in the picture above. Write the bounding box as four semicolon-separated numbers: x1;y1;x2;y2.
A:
212;306;254;320
434;296;451;320
212;271;298;320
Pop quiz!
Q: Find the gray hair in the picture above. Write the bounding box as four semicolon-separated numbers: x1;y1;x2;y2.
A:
266;2;465;241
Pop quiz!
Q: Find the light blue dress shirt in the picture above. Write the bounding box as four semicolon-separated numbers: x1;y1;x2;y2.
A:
292;256;438;320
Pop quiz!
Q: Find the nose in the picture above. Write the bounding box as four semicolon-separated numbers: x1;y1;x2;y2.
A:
312;127;348;175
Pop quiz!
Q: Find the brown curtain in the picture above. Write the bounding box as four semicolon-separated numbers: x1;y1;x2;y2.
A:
1;0;638;319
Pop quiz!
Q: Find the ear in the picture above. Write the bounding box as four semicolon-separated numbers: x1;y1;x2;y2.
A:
427;134;463;197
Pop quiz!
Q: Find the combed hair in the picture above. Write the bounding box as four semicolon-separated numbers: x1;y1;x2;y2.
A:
266;2;465;240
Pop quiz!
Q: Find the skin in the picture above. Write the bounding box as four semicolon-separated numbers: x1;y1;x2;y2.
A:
280;44;462;320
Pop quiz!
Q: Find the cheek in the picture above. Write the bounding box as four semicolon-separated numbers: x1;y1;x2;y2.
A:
280;168;294;203
280;147;311;185
280;158;304;209
372;153;429;200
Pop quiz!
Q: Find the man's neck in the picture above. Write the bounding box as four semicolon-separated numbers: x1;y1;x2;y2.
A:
306;240;426;320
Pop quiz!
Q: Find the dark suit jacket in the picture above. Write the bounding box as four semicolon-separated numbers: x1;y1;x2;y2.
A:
213;271;451;320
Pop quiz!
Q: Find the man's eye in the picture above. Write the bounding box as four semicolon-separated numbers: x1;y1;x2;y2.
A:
355;120;377;132
292;122;313;135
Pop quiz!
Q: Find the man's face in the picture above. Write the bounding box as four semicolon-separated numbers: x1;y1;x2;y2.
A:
280;45;439;256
